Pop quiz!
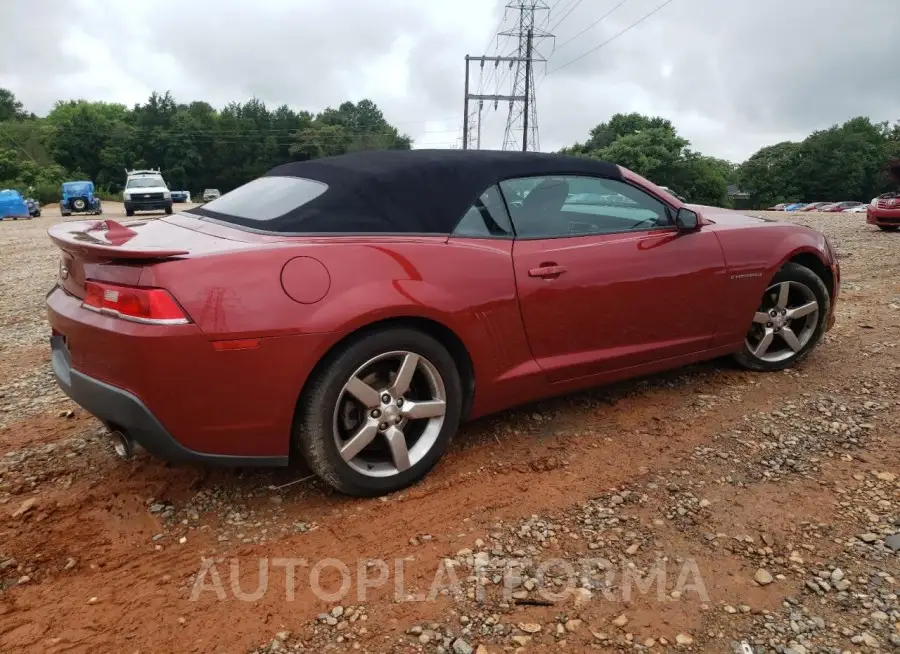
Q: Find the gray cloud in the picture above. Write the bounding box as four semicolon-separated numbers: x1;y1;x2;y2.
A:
1;0;898;161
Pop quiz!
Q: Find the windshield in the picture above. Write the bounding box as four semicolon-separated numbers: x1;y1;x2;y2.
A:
127;177;165;189
63;182;92;194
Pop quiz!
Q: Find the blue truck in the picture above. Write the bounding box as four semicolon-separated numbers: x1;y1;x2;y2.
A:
60;180;102;217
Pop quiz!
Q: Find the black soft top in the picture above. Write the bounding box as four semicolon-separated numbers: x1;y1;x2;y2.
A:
191;149;622;234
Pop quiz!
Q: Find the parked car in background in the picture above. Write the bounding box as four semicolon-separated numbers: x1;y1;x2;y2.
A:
844;204;869;213
799;202;832;212
202;188;221;202
171;190;190;203
658;185;687;202
25;197;41;217
866;192;900;231
45;149;840;497
60;181;102;217
784;203;809;211
822;201;864;213
124;169;173;216
0;189;31;220
766;203;792;211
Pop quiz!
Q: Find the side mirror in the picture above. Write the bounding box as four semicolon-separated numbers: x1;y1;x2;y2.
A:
675;208;700;232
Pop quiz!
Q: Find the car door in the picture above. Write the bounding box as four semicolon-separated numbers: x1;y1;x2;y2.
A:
503;174;727;383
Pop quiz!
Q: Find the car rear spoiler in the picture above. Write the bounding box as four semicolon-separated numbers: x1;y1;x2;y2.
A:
48;220;189;260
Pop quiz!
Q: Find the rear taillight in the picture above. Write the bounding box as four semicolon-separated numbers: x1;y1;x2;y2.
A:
83;281;190;325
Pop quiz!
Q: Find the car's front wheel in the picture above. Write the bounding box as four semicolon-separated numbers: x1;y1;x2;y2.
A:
734;262;830;371
294;328;462;496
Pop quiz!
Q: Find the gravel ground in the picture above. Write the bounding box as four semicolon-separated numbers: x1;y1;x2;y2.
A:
0;208;897;654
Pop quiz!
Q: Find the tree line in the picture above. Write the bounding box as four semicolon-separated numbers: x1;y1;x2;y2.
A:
2;87;899;207
0;89;411;203
562;112;900;208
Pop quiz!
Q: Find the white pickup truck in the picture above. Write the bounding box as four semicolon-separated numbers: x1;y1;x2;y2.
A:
123;169;173;217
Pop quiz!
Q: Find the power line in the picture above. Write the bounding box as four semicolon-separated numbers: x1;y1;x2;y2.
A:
463;2;554;152
554;0;631;50
547;0;676;74
483;6;510;53
42;124;461;139
547;0;586;33
546;0;579;31
0;125;41;164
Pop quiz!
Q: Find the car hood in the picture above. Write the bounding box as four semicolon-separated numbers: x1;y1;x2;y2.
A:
690;204;781;227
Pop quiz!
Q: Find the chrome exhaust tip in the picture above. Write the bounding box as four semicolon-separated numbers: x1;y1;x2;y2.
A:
108;429;134;459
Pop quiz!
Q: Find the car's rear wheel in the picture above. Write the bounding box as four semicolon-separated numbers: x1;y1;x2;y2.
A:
294;328;462;496
878;225;898;232
733;262;830;372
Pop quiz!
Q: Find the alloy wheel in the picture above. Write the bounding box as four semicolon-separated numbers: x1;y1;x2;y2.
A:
332;351;447;478
745;281;820;363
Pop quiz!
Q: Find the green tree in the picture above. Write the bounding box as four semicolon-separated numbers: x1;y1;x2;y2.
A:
0;88;32;122
562;113;677;155
561;113;730;206
738;141;802;208
739;117;899;207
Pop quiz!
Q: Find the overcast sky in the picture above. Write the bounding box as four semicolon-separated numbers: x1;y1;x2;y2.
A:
1;0;898;162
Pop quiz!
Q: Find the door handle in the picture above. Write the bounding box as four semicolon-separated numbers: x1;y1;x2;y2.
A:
528;264;567;279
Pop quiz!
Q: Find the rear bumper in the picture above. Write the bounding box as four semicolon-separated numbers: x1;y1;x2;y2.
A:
51;334;285;466
46;286;339;465
867;206;900;226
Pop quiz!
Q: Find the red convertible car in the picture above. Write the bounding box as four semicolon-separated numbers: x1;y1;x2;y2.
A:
46;150;840;496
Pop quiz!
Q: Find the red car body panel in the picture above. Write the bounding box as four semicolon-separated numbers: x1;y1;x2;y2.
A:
45;166;840;465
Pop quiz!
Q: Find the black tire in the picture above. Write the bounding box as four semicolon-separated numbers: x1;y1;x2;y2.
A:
878;225;898;232
61;211;70;217
733;262;830;372
294;328;463;497
125;208;134;217
165;206;173;215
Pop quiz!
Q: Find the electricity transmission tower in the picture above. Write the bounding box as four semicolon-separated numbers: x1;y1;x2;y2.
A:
463;1;552;151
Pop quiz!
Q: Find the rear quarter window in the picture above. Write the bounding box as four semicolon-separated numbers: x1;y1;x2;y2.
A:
196;176;328;222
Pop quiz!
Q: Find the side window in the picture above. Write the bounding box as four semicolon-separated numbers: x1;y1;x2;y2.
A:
452;184;514;238
499;175;672;239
